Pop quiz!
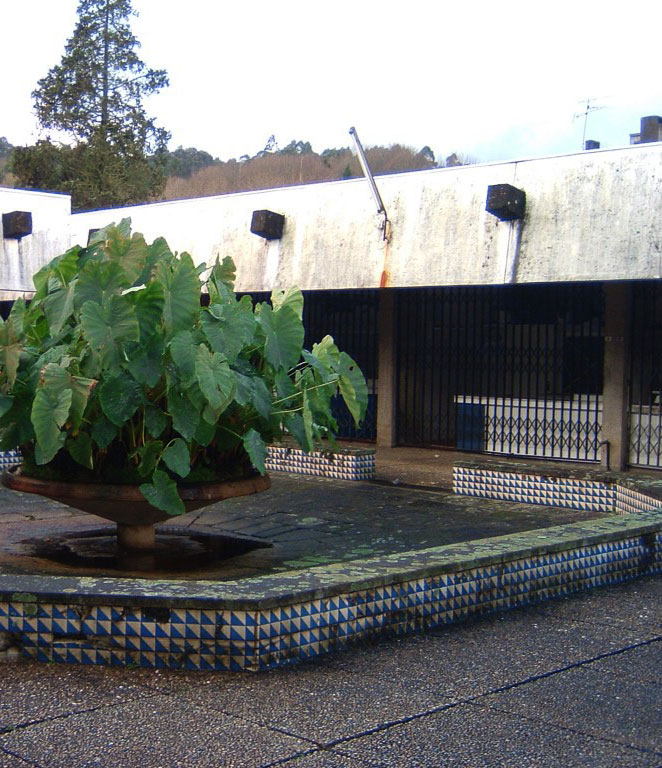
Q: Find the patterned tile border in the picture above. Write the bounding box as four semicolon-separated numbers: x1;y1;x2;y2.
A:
1;506;660;671
0;450;20;473
452;464;662;516
265;445;375;481
0;447;377;483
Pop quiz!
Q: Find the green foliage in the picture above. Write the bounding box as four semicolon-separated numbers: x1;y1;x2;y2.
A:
12;0;169;209
165;146;218;178
0;221;367;516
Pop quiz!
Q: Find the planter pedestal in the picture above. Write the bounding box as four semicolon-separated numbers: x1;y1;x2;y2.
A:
117;523;157;550
2;467;271;551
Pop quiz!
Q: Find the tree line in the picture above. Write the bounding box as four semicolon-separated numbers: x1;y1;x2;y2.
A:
1;0;473;211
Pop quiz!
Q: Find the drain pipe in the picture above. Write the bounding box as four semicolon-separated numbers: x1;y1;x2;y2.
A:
349;127;390;241
598;439;610;470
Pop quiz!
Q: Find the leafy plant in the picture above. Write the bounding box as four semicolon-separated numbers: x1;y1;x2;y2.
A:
0;219;367;516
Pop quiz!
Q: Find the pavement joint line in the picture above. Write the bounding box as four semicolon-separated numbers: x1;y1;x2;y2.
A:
260;746;374;768
320;635;662;754
0;689;164;737
0;747;43;767
468;698;662;758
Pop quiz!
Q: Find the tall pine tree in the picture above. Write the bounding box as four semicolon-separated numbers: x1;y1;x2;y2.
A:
12;0;170;210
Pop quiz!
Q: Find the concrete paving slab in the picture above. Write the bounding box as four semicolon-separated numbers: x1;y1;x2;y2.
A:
333;702;660;768
0;662;153;731
480;660;662;753
0;695;314;768
583;644;662;685
529;577;662;631
291;607;660;700
0;750;36;768
166;665;454;744
278;750;366;766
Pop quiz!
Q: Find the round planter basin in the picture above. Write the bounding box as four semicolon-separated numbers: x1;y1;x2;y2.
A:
2;466;271;550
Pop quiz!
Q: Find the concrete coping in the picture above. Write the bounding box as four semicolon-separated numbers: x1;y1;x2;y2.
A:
1;508;660;612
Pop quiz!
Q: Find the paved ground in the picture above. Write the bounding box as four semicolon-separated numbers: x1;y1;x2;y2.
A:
0;448;660;766
0;576;659;767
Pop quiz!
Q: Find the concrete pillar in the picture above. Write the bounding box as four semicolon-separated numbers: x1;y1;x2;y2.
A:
601;283;632;470
376;289;397;447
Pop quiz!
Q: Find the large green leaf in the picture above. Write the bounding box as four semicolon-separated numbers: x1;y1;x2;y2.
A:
167;389;200;440
158;253;201;337
194;345;235;413
282;411;312;452
139;470;184;516
271;287;304;319
145;404;167;438
311;335;340;368
98;373;143;426
0;342;21;390
105;230;148;286
208;256;237;304
136;440;163;477
41;364;96;431
130;281;165;341
80;295;140;368
337;352;368;426
91;416;117;449
242;428;267;474
31;385;72;464
127;336;164;388
67;432;93;469
252;378;273;420
0;304;24;389
74;260;129;310
132;236;172;287
234;373;254;407
0;395;13;419
201;301;256;363
169;331;196;380
43;283;75;335
33;247;80;298
162;438;191;478
258;304;304;371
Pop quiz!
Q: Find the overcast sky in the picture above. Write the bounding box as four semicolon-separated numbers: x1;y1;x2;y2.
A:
2;0;661;165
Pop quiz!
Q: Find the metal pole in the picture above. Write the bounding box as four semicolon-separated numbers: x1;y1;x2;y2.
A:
349;127;389;235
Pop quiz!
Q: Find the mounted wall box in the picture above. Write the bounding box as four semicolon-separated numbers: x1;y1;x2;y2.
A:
485;184;526;221
250;209;285;240
2;211;32;239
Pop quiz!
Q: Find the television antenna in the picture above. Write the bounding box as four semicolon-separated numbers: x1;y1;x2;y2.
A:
573;97;607;149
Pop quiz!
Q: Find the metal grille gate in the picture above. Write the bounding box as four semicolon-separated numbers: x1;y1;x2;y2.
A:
629;281;662;467
302;290;378;440
395;283;604;461
239;290;378;441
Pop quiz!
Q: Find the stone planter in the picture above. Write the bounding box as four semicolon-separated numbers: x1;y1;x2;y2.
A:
2;466;271;550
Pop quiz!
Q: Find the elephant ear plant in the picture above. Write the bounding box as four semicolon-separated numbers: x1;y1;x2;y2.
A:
0;219;367;516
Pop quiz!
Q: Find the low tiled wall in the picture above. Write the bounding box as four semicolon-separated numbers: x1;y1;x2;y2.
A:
1;510;660;670
0;450;20;473
452;464;662;516
265;445;375;481
0;447;376;482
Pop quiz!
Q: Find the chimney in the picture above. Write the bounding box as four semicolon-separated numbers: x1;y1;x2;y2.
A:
631;115;662;145
640;116;662;143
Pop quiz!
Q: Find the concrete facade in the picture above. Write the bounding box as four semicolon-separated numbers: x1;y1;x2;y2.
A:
0;188;70;301
1;142;661;468
66;142;662;293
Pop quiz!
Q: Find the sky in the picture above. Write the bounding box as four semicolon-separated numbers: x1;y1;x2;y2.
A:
1;0;661;165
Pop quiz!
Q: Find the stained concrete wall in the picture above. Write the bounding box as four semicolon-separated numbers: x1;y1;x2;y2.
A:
70;142;662;293
2;142;661;296
0;188;71;301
